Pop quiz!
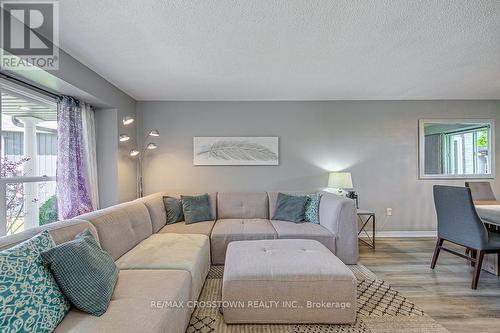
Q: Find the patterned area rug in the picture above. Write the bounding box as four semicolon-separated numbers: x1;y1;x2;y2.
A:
186;265;450;333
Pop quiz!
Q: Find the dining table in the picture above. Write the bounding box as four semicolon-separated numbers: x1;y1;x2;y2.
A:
474;201;500;228
474;201;500;275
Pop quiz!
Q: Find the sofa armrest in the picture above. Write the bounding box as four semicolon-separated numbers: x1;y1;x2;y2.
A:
318;192;358;264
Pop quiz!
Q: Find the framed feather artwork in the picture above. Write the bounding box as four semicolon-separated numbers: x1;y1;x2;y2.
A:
193;137;279;165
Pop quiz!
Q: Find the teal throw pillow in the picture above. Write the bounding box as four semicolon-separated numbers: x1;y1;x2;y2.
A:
0;230;70;332
272;192;308;223
41;229;119;317
181;194;213;224
163;196;184;224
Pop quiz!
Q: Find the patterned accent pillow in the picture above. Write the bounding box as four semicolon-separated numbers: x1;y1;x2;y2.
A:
304;193;322;224
0;230;70;332
41;229;119;317
181;194;213;224
163;196;184;224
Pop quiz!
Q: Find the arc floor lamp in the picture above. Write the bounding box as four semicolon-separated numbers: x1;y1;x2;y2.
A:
119;116;159;198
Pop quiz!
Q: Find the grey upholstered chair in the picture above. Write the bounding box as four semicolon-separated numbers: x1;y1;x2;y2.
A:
431;185;500;289
465;181;497;201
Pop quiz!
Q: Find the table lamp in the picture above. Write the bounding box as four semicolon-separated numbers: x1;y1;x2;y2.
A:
328;172;358;207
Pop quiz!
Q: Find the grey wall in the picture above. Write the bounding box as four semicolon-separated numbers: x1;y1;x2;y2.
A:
8;48;137;207
137;100;500;232
95;108;118;207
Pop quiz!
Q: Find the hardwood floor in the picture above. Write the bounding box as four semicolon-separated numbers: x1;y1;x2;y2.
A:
359;238;500;333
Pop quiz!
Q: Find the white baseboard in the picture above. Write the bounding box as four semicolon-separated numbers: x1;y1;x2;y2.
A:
359;230;437;238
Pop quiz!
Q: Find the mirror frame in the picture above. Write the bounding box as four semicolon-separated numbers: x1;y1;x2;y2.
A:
418;119;495;179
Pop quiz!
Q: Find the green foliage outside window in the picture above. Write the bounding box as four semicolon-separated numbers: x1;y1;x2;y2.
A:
477;130;488;147
39;195;58;226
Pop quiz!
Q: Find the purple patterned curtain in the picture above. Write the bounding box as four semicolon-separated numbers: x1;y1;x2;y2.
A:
56;96;93;219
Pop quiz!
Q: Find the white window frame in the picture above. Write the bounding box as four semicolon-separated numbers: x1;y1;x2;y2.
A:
0;79;57;236
443;127;490;175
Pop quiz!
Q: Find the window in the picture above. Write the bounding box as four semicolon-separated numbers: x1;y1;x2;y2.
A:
0;79;58;236
443;127;490;175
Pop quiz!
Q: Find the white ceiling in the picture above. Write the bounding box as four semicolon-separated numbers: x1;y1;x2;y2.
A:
58;0;500;101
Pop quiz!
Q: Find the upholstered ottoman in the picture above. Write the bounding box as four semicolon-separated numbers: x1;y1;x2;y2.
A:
222;239;357;324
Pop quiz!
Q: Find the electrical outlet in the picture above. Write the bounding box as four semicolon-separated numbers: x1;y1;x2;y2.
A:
386;208;393;216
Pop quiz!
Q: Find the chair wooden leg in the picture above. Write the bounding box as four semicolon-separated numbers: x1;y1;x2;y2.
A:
471;250;485;290
430;237;444;269
470;249;477;267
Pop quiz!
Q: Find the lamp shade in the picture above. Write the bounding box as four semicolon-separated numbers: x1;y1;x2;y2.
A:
328;172;353;189
122;116;134;125
148;130;160;137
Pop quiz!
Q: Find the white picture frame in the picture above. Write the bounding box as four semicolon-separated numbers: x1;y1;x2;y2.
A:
193;136;279;165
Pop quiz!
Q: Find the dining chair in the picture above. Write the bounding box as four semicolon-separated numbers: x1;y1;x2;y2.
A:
431;185;500;289
465;181;497;201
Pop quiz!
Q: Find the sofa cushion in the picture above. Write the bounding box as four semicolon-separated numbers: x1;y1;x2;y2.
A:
76;202;152;260
115;233;210;299
181;194;213;224
0;231;70;333
133;192;167;233
134;192;169;233
270;220;335;252
41;229;118;316
217;192;269;219
210;218;277;264
269;192;321;223
163;196;184;224
159;220;216;237
304;193;322;224
267;191;316;219
0;219;99;251
272;193;308;222
54;270;192;333
165;192;218;219
136;192;217;228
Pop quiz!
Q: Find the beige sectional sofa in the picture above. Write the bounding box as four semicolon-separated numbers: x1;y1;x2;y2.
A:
211;191;358;264
0;190;357;333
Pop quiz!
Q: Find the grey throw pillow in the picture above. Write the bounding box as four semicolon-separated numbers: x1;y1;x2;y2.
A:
181;194;213;224
272;192;308;223
163;196;184;224
41;229;119;317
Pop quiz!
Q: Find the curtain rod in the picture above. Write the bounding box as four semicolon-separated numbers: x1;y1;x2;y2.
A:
0;71;61;100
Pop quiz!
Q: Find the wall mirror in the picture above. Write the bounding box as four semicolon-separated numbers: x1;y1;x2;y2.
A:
419;119;495;179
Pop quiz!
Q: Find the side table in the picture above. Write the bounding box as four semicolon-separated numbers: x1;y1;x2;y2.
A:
357;209;375;249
